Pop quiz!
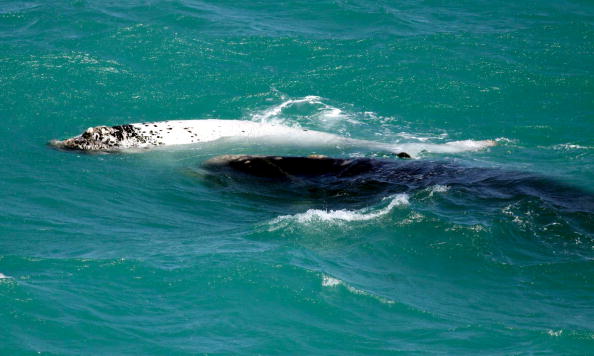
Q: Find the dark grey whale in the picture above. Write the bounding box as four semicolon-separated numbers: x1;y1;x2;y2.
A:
204;153;411;179
202;155;594;214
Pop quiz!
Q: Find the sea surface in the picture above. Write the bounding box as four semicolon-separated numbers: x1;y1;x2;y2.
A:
1;0;594;354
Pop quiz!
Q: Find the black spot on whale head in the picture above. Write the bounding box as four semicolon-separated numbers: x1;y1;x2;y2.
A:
111;124;138;141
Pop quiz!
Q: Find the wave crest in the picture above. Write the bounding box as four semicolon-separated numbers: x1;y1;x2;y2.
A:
321;274;395;304
268;194;409;229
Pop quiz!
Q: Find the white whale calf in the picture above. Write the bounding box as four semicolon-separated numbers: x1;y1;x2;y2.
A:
50;119;496;156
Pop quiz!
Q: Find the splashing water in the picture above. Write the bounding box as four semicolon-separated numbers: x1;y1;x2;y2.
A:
269;194;409;228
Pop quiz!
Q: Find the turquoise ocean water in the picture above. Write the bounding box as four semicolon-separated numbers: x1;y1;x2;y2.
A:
1;0;594;354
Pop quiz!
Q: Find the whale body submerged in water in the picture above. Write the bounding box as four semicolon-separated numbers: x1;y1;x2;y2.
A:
50;119;496;156
202;155;594;214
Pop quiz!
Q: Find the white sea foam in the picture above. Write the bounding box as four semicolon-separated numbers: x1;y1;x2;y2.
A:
432;185;450;193
0;273;10;279
387;139;497;157
547;329;563;337
322;275;342;287
444;139;497;151
398;211;425;226
317;107;361;127
251;95;361;128
395;131;448;142
251;95;324;123
502;204;529;228
270;194;409;227
495;137;516;144
321;274;395;304
428;185;450;197
552;143;593;150
320;107;343;119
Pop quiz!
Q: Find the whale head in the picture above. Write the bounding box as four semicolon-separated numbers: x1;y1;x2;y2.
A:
50;125;142;151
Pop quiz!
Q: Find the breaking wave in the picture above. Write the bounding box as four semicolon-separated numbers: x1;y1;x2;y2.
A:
250;95;360;128
321;274;395;304
268;194;409;229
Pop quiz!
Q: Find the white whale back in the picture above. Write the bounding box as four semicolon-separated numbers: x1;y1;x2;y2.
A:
51;119;496;156
129;120;339;146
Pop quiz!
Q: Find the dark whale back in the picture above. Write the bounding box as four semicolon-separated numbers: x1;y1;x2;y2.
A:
205;155;379;179
202;155;594;214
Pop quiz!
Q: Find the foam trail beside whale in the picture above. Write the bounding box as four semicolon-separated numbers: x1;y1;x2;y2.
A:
50;119;496;155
